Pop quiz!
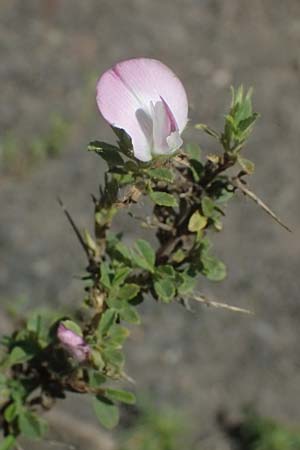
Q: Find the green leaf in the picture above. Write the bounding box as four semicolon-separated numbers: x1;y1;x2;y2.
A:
90;350;105;370
211;179;235;204
117;284;140;301
114;241;132;263
0;435;16;450
224;86;259;151
93;395;119;429
26;314;42;335
103;348;124;367
112;127;133;154
172;249;186;263
0;374;7;387
238;157;255;174
105;388;136;405
88;141;124;167
155;265;176;279
98;310;116;336
4;403;17;423
124;160;140;172
154;278;176;303
18;410;47;439
88;370;106;389
61;320;82;337
185;143;201;160
119;305;141;324
100;262;111;289
188;211;208;232
116;172;135;186
201;196;215;218
190;160;204;182
107;325;130;346
148;168;175;183
113;266;131;286
149;191;178;207
177;271;197;295
9;346;33;366
132;239;155;273
201;255;226;281
239;113;259;132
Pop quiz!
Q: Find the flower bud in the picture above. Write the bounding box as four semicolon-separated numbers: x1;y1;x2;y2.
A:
57;323;90;362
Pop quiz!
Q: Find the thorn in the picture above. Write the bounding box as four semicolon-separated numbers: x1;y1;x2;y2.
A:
191;294;254;315
57;196;90;259
231;177;292;233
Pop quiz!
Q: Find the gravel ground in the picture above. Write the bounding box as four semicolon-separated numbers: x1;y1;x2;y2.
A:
1;1;300;448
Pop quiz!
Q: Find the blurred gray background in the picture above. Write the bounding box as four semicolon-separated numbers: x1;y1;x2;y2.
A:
1;1;300;449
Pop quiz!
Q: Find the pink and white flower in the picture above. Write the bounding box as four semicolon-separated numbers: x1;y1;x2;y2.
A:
96;58;188;162
57;323;90;363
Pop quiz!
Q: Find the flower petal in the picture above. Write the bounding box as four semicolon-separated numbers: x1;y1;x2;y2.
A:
96;64;152;162
96;58;188;161
108;58;188;133
167;131;183;152
151;100;171;155
151;99;183;155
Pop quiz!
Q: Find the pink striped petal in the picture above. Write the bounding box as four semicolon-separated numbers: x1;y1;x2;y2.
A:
96;58;188;161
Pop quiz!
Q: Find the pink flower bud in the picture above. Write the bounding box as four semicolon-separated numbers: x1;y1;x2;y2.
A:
57;323;90;362
96;58;188;162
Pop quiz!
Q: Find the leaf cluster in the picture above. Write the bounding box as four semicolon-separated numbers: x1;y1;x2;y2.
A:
0;86;268;447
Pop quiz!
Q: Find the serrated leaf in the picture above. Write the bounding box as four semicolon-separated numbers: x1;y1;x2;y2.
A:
132;239;155;273
93;396;119;429
154;278;176;303
149;191;178;207
188;211;208;232
105;388;136;405
148;168;174;183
